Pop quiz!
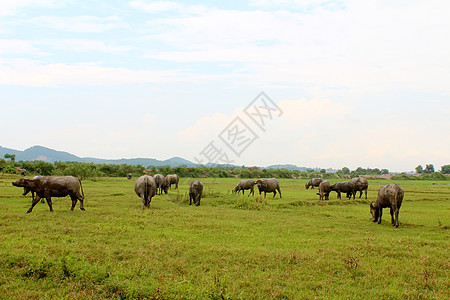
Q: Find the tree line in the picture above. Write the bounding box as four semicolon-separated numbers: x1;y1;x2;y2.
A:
1;154;449;180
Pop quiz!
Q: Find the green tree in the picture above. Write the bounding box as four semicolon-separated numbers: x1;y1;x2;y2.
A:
320;169;326;174
341;167;350;174
4;153;15;162
381;169;389;175
0;159;6;171
424;164;435;174
415;165;423;174
441;165;450;174
34;161;54;176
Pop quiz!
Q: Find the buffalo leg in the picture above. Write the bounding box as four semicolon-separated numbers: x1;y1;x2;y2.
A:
278;188;282;198
26;196;44;213
71;196;78;211
79;197;85;210
272;190;277;198
390;207;395;225
394;208;400;228
189;194;193;205
378;208;383;224
364;189;368;199
45;197;53;212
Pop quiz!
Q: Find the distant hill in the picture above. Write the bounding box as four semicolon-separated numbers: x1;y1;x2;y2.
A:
266;164;310;171
0;145;315;171
0;145;196;168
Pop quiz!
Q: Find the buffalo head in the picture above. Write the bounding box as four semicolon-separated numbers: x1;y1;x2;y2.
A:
12;178;29;188
370;202;379;222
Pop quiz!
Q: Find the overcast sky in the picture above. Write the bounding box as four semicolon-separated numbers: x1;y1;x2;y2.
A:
1;0;449;172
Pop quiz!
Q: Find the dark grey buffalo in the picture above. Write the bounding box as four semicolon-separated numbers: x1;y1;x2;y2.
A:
12;176;85;213
351;177;369;199
189;180;203;206
134;175;157;209
126;173;132;180
316;180;331;200
153;174;168;195
305;178;322;190
256;178;282;198
165;174;179;189
331;181;356;199
233;179;256;196
370;184;404;228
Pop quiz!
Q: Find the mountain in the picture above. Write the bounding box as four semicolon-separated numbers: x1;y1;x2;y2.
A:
1;145;314;170
0;145;196;167
265;164;311;171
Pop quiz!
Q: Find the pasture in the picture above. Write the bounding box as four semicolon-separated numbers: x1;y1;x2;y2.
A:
0;175;448;299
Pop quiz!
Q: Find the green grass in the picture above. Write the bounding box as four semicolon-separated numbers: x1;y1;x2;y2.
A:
0;175;448;299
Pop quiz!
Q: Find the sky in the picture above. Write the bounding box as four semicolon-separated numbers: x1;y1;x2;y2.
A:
0;0;449;172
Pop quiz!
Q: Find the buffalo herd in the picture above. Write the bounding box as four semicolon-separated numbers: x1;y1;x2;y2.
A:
11;174;404;227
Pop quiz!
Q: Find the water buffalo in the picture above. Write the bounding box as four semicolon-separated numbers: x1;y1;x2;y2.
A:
189;180;203;206
126;173;132;180
370;184;404;227
12;176;85;213
330;181;356;199
256;178;282;198
153;174;168;195
305;178;322;190
233;179;255;196
134;175;157;209
316;180;331;200
351;177;369;199
165;174;179;189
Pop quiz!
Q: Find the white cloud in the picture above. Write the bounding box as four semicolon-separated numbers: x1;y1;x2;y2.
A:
129;1;183;13
0;0;65;17
176;97;450;171
0;39;40;54
20;113;160;159
249;0;345;12
28;16;127;33
0;59;186;87
39;39;132;53
141;1;450;95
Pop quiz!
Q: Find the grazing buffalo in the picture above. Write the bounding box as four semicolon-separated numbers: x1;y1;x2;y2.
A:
233;179;256;196
12;176;85;213
370;184;404;228
165;174;179;189
127;173;132;180
330;181;356;199
351;177;369;199
316;180;331;200
256;178;282;198
134;175;157;209
189;180;203;206
305;178;322;190
153;174;168;195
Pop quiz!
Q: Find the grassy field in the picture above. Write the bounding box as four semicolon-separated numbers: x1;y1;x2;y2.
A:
0;175;448;299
